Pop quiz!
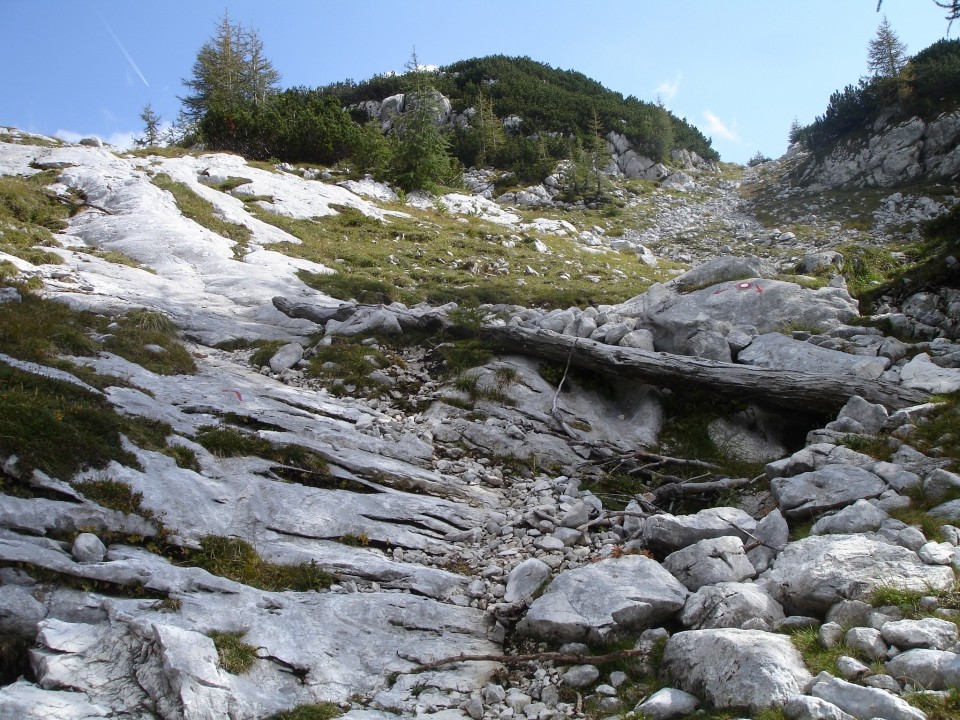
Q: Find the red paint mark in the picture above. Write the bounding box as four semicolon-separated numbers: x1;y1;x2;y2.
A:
223;389;243;401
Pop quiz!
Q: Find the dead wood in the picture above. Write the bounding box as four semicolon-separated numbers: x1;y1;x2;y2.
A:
478;325;928;412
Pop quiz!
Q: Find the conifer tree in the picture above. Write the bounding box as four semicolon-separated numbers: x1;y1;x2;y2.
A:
135;103;162;148
180;12;280;121
390;50;456;192
473;89;505;168
868;16;908;78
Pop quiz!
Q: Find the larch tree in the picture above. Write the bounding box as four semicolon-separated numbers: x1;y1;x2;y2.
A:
868;16;909;78
135;103;162;148
180;12;280;121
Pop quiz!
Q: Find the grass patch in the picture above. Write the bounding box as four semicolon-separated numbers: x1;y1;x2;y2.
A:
787;626;862;675
437;339;493;376
77;247;150;271
193;425;333;485
0;131;62;147
306;338;390;396
839;434;896;462
151;173;252;258
209;630;258;674
840;243;903;297
904;689;960;720
869;583;960;619
250;202;661;309
208;176;253;192
0;291;100;361
72;477;146;515
188;535;336;591
265;703;342;720
910;392;960;469
0;172;70;265
102;309;197;375
0;365;138;480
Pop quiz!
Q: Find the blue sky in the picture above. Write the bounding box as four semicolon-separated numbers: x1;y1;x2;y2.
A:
1;0;953;164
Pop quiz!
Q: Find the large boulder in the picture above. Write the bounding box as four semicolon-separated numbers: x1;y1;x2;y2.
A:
810;673;927;720
517;555;688;645
661;629;813;712
738;333;889;380
662;536;756;591
672;256;774;293
678;582;785;630
771;465;888;519
642;507;757;556
618;279;859;360
766;534;956;616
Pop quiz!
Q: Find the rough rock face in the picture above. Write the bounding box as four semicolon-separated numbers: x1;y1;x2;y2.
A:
798;111;960;190
766;534;956;615
661;629;813;711
517;555;688;644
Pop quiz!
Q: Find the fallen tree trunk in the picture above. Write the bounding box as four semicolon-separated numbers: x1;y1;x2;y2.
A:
478;326;929;413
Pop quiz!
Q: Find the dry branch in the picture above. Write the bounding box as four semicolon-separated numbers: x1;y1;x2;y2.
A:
399;648;647;673
478;326;928;412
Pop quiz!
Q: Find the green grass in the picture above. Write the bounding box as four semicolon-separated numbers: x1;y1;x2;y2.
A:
904;689;960;720
249;340;287;368
0;365;138;481
306;339;391;396
151;173;252;258
265;703;342;720
910;392;960;470
787;626;862;675
209;631;259;674
102;309;197;375
193;426;333;484
188;535;336;592
249;202;663;308
72;478;146;515
869;582;960;620
0;172;70;265
0;131;62;148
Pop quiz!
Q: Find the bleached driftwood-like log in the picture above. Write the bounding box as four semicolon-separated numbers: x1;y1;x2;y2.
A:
478;325;928;413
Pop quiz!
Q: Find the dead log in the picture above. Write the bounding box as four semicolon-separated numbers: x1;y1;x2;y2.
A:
478;325;929;413
272;297;357;324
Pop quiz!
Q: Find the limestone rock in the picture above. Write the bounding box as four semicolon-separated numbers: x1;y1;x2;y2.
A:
642;506;757;555
739;333;889;380
766;534;955;615
881;618;959;651
518;555;688;644
771;465;888;519
661;628;813;711
70;533;107;564
267;342;304;373
678;581;785;630
662;536;756;591
634;687;700;720
810;499;889;535
810;673;927;720
503;558;552;604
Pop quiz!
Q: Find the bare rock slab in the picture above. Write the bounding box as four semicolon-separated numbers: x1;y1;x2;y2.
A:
771;465;888;519
767;534;956;616
661;628;813;712
810;673;927;720
662;536;756;591
517;555;688;645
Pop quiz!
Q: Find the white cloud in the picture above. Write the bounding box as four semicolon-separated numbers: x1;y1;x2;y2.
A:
702;111;740;142
54;129;137;149
655;72;682;103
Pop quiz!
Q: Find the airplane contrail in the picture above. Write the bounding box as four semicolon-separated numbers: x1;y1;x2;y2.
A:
93;5;149;88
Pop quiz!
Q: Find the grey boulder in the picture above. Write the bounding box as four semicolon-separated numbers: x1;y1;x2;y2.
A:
767;534;956;615
771;465;888;519
662;536;756;591
518;555;688;645
810;673;927;720
678;581;785;630
661;628;813;712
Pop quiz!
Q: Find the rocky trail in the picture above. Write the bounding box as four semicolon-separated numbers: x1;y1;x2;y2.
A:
2;129;960;720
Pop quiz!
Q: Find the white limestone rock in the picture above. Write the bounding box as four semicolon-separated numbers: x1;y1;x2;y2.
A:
811;499;889;535
771;465;888;519
518;555;688;644
678;581;785;630
881;618;959;651
663;536;756;591
642;506;757;555
739;333;889;380
634;687;700;720
661;628;813;712
767;534;956;616
886;648;960;690
810;673;927;720
503;558;552;604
